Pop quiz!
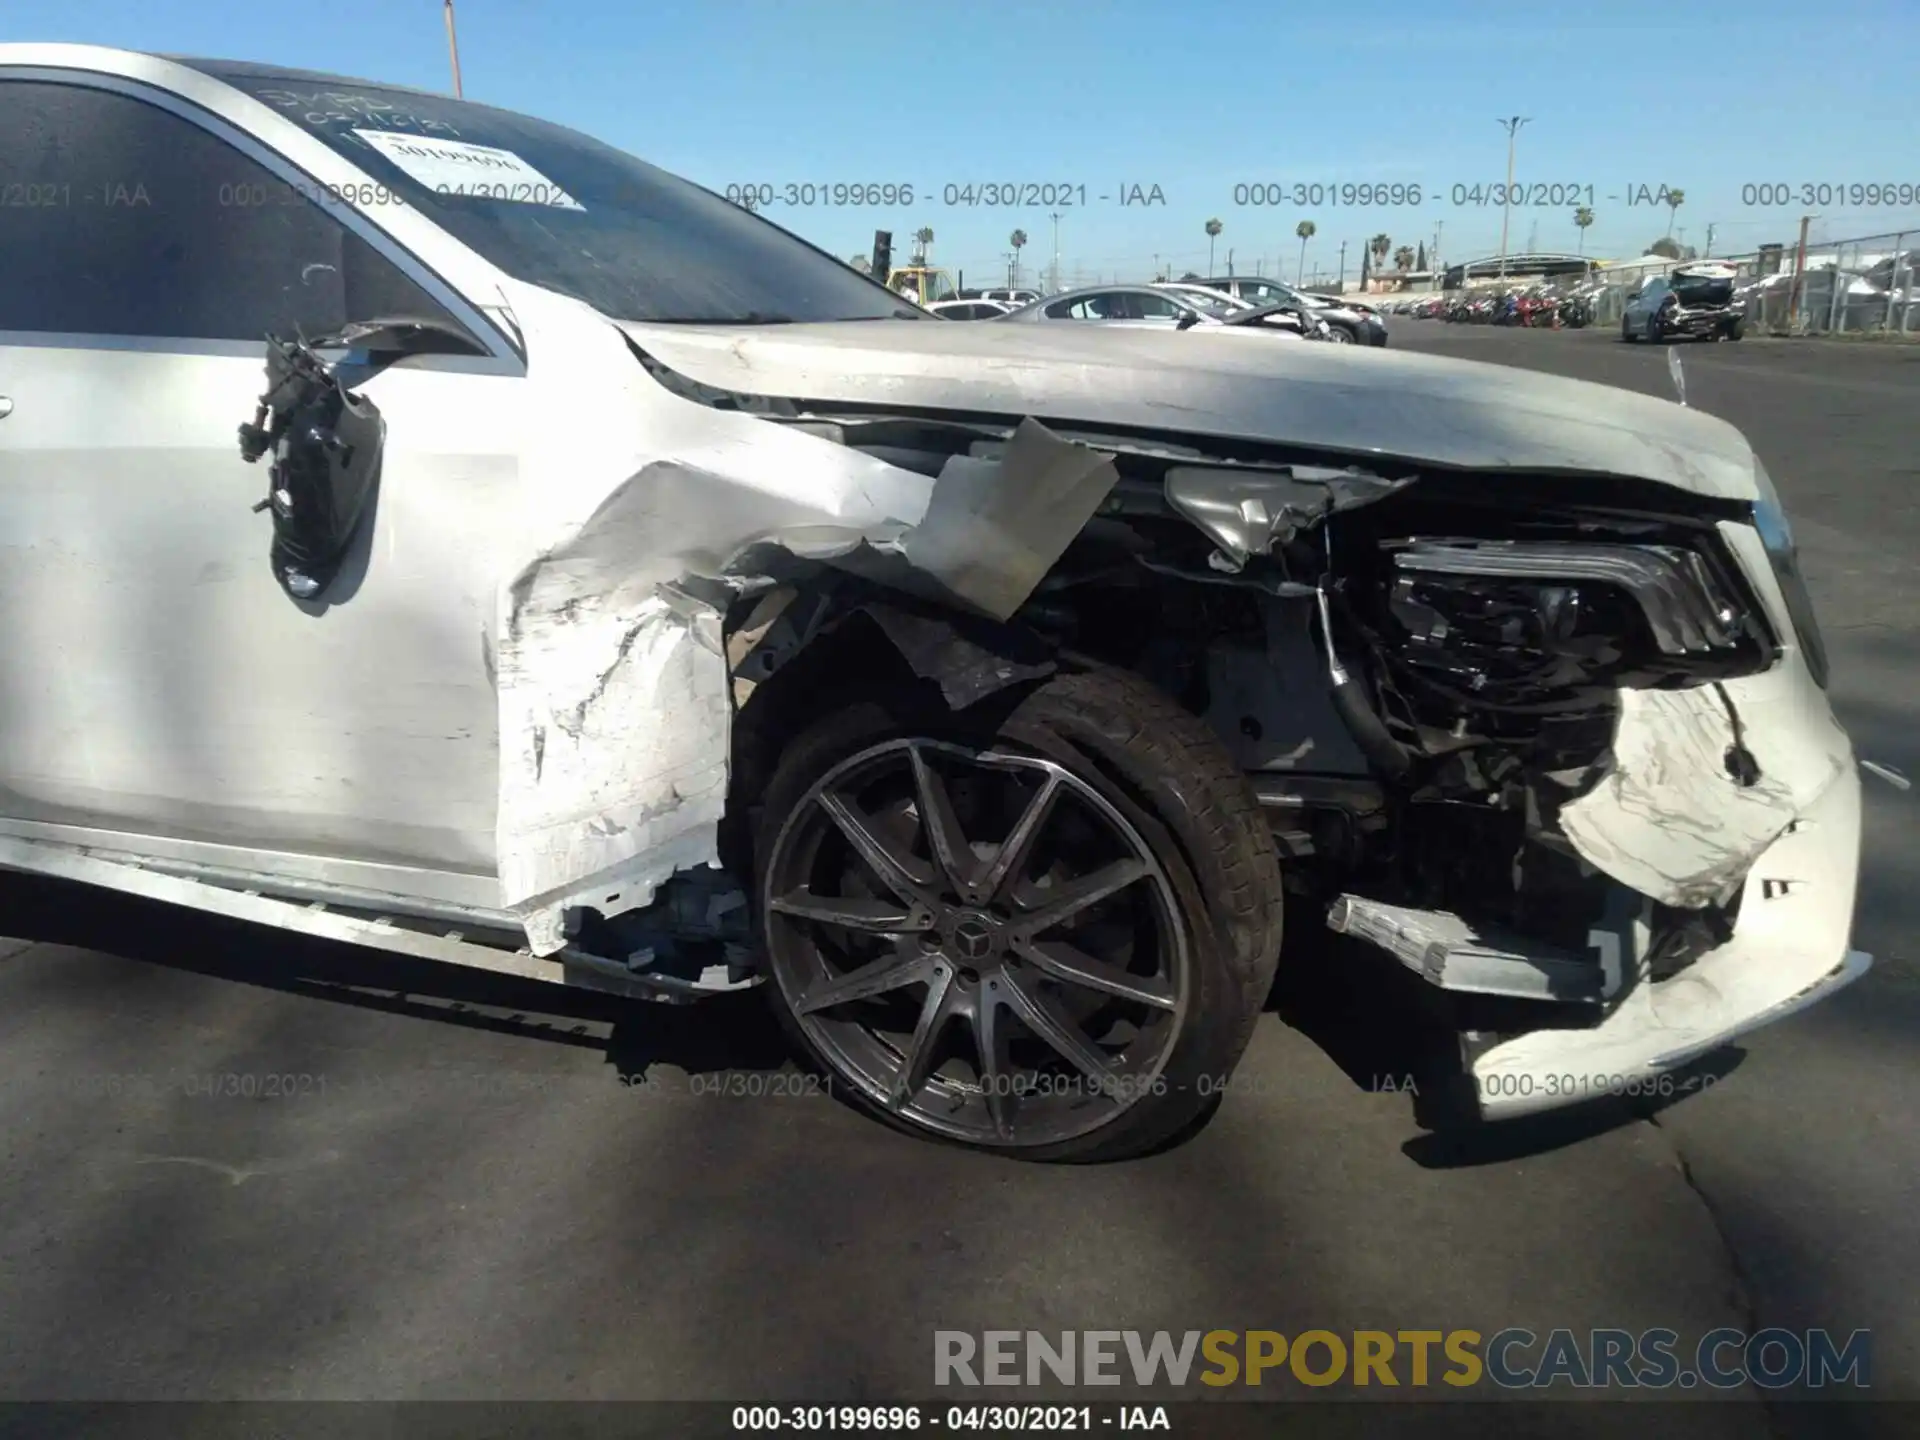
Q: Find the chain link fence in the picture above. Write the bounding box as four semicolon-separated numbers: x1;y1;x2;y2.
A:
1587;229;1919;335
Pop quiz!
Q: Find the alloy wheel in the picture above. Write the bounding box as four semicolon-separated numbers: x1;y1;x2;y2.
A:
761;738;1191;1148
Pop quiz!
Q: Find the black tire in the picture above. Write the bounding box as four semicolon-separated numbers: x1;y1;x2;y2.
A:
1725;317;1744;341
1325;323;1357;343
752;665;1285;1162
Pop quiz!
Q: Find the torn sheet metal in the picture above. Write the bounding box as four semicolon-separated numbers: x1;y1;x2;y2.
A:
825;418;1122;622
495;285;1120;954
857;602;1057;709
1558;679;1850;909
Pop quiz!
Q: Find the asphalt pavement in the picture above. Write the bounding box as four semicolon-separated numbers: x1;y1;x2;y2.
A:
0;325;1913;1434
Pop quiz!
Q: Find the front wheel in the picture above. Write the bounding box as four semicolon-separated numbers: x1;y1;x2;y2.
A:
1725;317;1745;341
753;666;1285;1161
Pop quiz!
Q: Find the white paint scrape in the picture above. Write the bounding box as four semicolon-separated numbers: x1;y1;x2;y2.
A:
487;285;1120;955
1559;680;1849;908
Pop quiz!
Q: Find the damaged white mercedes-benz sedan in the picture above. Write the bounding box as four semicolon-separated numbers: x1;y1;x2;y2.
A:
0;47;1869;1159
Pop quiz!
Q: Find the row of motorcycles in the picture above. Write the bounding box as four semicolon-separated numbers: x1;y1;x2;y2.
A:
1440;287;1594;328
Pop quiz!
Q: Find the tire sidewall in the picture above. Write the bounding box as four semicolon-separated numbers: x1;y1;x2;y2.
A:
751;674;1278;1162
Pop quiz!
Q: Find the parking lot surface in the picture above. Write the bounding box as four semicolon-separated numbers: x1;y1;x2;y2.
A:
1;326;1913;1432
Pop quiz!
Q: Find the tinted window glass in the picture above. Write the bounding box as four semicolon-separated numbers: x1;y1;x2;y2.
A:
0;79;464;341
181;61;924;325
1132;293;1185;318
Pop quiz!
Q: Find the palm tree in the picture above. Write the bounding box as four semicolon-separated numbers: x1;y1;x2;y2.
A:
1009;228;1027;284
1393;245;1415;272
1295;219;1317;283
1573;206;1594;255
1205;217;1223;274
914;226;935;263
1370;233;1391;274
1663;188;1685;240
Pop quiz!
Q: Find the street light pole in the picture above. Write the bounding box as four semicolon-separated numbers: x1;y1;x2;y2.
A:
1049;212;1062;294
1496;115;1529;281
444;1;464;97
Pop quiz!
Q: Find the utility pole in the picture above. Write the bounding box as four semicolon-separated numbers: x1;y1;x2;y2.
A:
1152;252;1161;281
1704;222;1716;258
1049;212;1062;294
1338;239;1347;292
1496;115;1530;281
444;0;464;97
1434;219;1443;274
1788;213;1813;331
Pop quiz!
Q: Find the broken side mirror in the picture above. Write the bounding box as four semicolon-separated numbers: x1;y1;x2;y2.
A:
238;334;385;601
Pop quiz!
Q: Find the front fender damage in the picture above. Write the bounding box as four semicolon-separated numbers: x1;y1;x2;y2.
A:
496;383;1119;955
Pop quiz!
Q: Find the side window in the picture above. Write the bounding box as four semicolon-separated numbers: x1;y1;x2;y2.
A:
0;79;470;342
1044;297;1079;319
1131;292;1185;319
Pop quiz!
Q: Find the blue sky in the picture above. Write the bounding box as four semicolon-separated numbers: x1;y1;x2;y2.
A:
11;0;1919;287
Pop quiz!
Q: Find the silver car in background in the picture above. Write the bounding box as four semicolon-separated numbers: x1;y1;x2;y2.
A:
1000;283;1316;338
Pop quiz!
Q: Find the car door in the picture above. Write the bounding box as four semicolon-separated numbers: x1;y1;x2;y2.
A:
0;74;525;895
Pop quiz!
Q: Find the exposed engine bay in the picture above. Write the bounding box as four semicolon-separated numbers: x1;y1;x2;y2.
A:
708;402;1817;1067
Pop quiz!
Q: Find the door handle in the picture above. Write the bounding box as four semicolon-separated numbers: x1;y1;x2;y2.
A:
0;397;12;419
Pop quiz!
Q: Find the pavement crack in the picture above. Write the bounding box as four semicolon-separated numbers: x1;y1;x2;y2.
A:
1647;1115;1786;1437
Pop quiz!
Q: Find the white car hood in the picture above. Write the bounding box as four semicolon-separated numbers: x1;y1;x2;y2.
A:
616;318;1763;502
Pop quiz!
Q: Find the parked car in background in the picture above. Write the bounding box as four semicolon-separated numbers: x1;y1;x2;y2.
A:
928;299;1013;320
1195;277;1385;345
982;287;1044;307
1623;265;1744;343
1003;283;1317;337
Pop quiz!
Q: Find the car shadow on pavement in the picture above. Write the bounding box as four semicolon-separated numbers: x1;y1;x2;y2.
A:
0;871;797;1085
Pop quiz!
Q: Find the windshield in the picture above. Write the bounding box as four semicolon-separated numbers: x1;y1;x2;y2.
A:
1231;280;1294;304
186;62;921;324
1164;287;1240;316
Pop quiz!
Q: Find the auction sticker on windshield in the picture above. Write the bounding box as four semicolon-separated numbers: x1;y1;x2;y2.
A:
352;130;585;209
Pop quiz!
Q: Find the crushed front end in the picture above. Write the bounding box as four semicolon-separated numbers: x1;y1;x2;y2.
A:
981;445;1867;1122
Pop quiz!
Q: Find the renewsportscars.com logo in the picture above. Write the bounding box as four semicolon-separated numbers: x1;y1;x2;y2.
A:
935;1328;1872;1390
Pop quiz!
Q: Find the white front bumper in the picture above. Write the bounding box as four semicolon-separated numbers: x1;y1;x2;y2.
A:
1463;515;1870;1118
1470;753;1868;1119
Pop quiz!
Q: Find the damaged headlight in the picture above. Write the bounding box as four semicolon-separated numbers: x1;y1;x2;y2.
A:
1751;459;1830;688
1378;537;1769;709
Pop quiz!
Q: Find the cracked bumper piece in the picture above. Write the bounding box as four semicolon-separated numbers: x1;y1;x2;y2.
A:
1469;759;1870;1120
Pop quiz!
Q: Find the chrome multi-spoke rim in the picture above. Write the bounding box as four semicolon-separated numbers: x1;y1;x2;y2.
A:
762;739;1190;1147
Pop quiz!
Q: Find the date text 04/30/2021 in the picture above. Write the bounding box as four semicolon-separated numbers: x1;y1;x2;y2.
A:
730;1405;1171;1432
